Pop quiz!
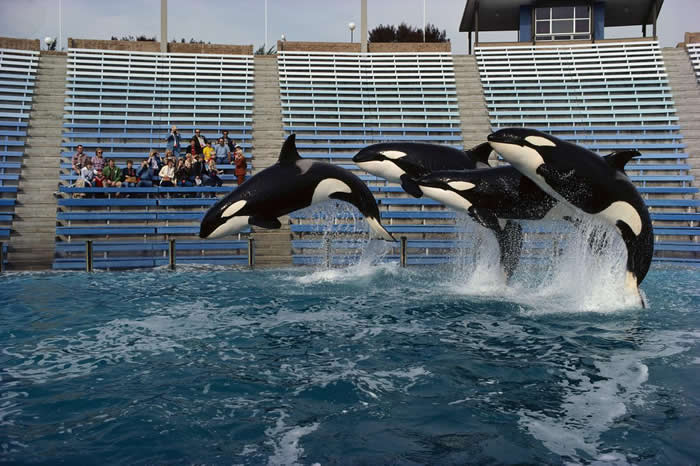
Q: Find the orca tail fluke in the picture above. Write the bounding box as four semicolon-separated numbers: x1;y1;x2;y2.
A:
366;217;396;242
494;220;523;279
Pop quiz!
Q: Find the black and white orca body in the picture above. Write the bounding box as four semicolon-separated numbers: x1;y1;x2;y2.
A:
199;134;395;241
416;166;560;277
352;142;493;197
487;128;653;294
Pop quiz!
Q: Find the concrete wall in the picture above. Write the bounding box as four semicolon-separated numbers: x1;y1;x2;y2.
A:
67;38;253;55
277;41;451;53
0;37;40;51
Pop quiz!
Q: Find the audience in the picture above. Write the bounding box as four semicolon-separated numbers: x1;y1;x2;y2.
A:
122;160;138;187
166;125;182;158
92;148;106;172
191;129;207;155
234;145;247;185
159;158;175;187
79;160;95;187
214;137;231;164
148;150;163;172
206;159;223;187
102;159;123;188
71;144;90;175
94;169;105;188
203;140;215;162
137;160;154;187
221;130;235;153
175;159;192;187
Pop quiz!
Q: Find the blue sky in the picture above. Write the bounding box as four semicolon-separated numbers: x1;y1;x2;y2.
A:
0;0;698;53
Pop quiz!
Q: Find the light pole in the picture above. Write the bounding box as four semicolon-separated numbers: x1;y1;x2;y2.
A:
348;22;356;43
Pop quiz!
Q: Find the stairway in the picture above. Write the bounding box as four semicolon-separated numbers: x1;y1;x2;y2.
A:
250;55;292;267
662;47;700;190
7;52;65;270
452;55;492;155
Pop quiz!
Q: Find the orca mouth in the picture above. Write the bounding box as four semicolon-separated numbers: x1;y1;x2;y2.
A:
352;148;382;164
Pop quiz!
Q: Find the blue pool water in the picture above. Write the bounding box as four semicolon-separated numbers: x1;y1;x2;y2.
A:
1;260;699;464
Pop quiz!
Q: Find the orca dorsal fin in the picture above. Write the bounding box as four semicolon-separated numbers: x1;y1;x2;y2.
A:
278;134;302;165
603;150;640;173
467;142;493;167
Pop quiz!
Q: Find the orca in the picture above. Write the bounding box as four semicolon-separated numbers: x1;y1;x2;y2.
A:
487;127;653;296
415;166;560;277
352;141;493;197
199;134;395;242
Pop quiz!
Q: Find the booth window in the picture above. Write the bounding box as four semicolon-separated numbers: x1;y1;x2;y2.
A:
535;6;590;41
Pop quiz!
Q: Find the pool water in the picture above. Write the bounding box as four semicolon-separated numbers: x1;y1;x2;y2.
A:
1;260;699;464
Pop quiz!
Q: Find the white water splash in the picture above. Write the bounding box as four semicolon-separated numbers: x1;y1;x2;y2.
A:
448;214;645;312
265;410;320;466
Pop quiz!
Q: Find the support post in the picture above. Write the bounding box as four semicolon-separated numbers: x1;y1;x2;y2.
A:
474;2;479;46
169;239;176;270
361;0;368;53
248;238;255;268
642;23;646;37
85;240;93;272
468;31;472;55
0;242;4;273
400;236;407;268
652;1;657;38
160;0;167;53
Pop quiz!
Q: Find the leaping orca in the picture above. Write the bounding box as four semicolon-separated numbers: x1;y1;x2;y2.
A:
352;141;493;197
199;134;395;242
416;166;560;277
487;127;653;297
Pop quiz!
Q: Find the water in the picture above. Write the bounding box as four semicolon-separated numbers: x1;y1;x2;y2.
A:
1;261;699;464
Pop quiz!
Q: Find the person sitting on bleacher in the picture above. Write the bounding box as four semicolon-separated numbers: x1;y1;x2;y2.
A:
122;160;138;188
192;154;209;186
71;144;90;175
205;159;223;187
94;169;105;188
137;160;154;187
221;130;235;153
92;148;106;172
191;129;207;155
148;150;163;172
159;158;175;187
166;125;181;158
175;159;193;187
234;145;247;185
80;160;95;188
214;137;231;164
203;140;215;162
102;158;123;188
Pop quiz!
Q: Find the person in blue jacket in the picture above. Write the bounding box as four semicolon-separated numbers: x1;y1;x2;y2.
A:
165;125;182;158
137;159;154;187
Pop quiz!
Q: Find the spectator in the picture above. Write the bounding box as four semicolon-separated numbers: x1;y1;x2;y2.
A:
175;159;193;187
165;125;182;158
203;140;215;162
147;150;163;172
159;158;175;187
234;145;247;185
206;159;223;187
80;160;95;187
185;138;198;158
94;169;105;188
137;160;154;187
102;158;123;188
92;148;106;172
221;130;235;152
214;137;231;164
71;144;90;175
192;154;209;186
122;160;138;187
163;150;175;166
191;128;207;155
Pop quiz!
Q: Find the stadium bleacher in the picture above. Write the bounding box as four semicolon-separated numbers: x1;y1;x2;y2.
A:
0;48;38;245
476;39;699;261
687;42;700;82
278;50;464;265
54;48;255;269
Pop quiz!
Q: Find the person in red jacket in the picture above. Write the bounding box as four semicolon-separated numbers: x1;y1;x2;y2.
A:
233;145;246;185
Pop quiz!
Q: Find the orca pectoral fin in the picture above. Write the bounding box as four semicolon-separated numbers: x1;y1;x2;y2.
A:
400;175;424;198
468;206;501;232
249;215;282;229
